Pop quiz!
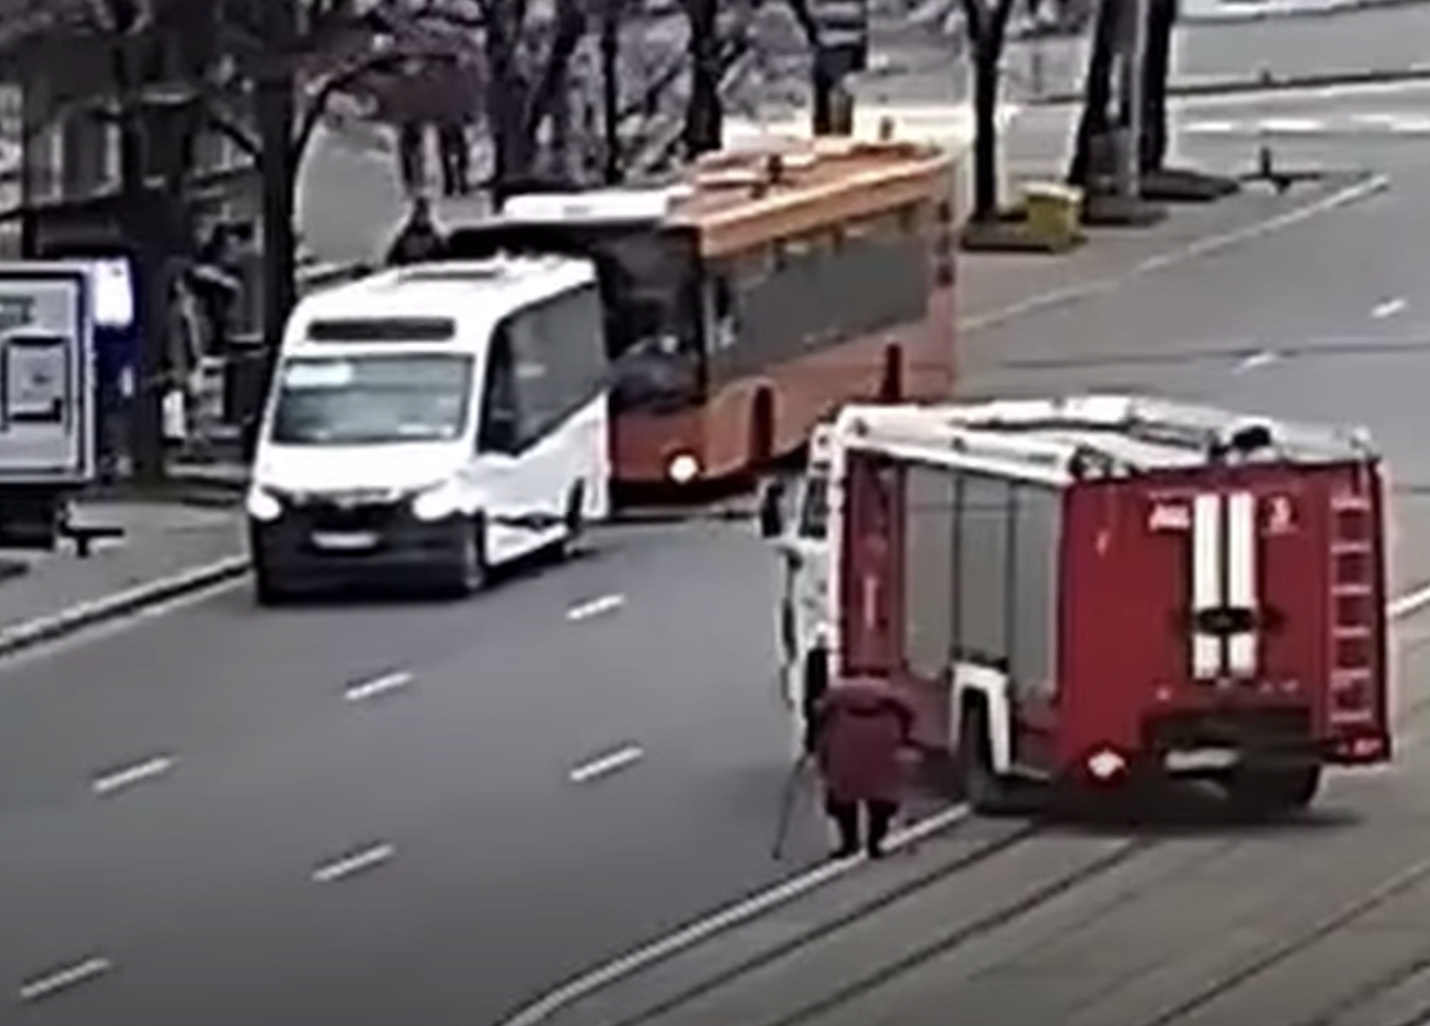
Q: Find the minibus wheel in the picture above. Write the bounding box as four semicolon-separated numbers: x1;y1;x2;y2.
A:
559;482;586;560
252;563;293;607
446;515;488;597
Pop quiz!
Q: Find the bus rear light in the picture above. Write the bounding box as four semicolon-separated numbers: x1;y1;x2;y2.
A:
1086;748;1127;782
667;453;701;484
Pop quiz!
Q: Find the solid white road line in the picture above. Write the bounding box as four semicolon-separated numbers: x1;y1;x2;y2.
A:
1372;297;1408;319
91;755;175;797
496;803;972;1026
312;843;395;884
567;594;625;622
344;671;413;703
569;745;644;784
18;957;113;1002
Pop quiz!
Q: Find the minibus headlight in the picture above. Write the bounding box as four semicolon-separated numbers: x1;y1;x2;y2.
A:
246;486;283;523
411;480;463;522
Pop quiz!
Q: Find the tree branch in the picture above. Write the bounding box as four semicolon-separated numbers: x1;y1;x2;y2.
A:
520;0;587;139
783;0;818;46
205;107;260;160
292;47;444;161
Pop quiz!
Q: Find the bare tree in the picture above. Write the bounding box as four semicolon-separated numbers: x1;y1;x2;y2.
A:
1066;0;1120;190
960;0;1018;223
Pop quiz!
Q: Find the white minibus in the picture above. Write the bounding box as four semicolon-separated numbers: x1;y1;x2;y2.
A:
245;257;610;604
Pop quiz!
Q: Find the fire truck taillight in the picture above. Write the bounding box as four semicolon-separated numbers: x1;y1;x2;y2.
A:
1086;748;1127;782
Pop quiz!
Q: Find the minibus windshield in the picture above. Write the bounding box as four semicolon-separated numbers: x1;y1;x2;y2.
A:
269;352;473;445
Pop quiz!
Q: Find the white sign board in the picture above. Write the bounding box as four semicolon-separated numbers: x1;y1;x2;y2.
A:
0;264;94;485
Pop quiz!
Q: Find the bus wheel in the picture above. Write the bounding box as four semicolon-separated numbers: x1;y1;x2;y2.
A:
559;482;586;560
1224;765;1321;819
958;702;1019;817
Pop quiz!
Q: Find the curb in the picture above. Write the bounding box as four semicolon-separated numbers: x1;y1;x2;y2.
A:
1029;64;1430;106
0;556;250;660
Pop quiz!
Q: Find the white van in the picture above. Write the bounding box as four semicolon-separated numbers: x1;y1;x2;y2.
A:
244;257;611;604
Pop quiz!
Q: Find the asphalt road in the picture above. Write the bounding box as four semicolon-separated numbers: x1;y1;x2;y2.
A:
0;521;855;1025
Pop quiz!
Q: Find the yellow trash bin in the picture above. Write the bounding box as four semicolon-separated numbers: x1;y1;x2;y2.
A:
1023;181;1084;244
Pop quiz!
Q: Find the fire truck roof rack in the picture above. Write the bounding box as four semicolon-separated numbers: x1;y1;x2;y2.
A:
835;394;1375;483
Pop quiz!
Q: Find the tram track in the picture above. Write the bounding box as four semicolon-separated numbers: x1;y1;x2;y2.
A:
1126;851;1430;1026
579;819;1049;1026
757;837;1163;1026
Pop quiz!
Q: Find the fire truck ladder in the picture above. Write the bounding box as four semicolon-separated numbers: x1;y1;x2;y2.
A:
1328;493;1377;725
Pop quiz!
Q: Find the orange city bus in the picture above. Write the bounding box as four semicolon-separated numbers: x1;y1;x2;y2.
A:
445;131;959;500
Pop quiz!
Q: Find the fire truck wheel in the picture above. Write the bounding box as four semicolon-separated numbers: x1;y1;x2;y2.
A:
1225;766;1322;818
958;703;1019;816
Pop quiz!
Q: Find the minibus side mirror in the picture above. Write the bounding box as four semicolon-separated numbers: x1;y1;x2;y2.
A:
757;479;787;538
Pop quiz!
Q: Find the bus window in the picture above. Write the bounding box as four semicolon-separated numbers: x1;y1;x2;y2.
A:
447;222;705;413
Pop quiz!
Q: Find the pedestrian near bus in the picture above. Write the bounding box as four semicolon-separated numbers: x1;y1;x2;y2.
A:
812;680;915;859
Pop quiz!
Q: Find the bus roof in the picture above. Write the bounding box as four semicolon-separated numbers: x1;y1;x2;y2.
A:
282;256;596;352
496;135;954;259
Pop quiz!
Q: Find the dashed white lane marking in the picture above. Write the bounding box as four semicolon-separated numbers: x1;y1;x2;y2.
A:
1259;116;1324;134
91;755;175;797
18;957;113;1002
567;593;625;622
1182;118;1240;135
569;745;644;784
344;671;413;703
1372;297;1408;320
1234;350;1279;372
312;843;395;884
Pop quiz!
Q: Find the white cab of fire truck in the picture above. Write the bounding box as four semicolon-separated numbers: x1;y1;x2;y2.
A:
762;425;836;760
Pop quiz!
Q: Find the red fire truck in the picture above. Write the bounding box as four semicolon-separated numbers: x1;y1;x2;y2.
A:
760;395;1392;817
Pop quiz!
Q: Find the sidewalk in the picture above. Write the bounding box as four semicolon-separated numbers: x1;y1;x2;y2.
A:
0;500;246;658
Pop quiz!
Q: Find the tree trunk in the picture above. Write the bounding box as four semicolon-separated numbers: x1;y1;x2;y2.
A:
970;39;1003;223
811;50;836;134
600;0;622;182
683;0;723;158
108;30;165;484
1139;0;1175;173
1067;0;1122;188
258;77;297;363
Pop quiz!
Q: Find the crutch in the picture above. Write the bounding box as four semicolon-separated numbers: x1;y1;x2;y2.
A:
770;752;813;860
